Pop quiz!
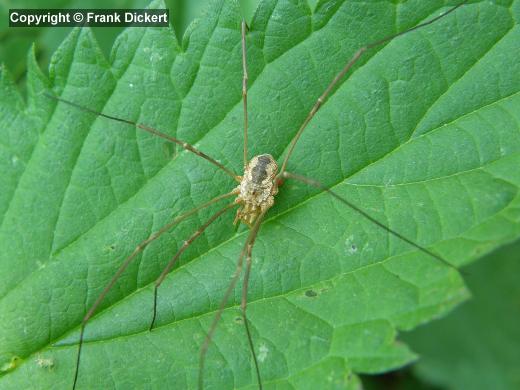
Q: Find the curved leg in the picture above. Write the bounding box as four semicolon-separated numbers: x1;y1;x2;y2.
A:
71;191;235;390
150;202;238;330
282;171;456;271
278;2;467;175
45;93;240;182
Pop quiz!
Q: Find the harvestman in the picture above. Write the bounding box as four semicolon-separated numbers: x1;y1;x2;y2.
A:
46;2;466;388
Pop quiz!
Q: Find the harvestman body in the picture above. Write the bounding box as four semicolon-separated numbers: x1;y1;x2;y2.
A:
46;2;467;389
235;154;279;226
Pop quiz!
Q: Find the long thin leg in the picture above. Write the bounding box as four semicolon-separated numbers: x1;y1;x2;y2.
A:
241;234;262;389
198;211;266;390
45;93;240;182
71;191;236;390
241;20;249;167
150;202;238;330
278;2;467;176
282;171;456;270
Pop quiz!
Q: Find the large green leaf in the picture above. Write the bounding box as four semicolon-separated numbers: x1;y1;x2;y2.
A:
1;0;520;388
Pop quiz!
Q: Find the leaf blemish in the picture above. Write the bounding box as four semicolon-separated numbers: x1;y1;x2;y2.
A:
0;356;22;373
104;244;116;253
257;344;269;363
36;354;54;370
305;289;318;297
344;236;358;255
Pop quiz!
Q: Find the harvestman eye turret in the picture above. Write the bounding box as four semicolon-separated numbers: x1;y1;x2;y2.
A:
44;2;467;389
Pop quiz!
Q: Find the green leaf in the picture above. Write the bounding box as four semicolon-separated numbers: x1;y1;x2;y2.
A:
1;0;520;388
403;238;520;390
